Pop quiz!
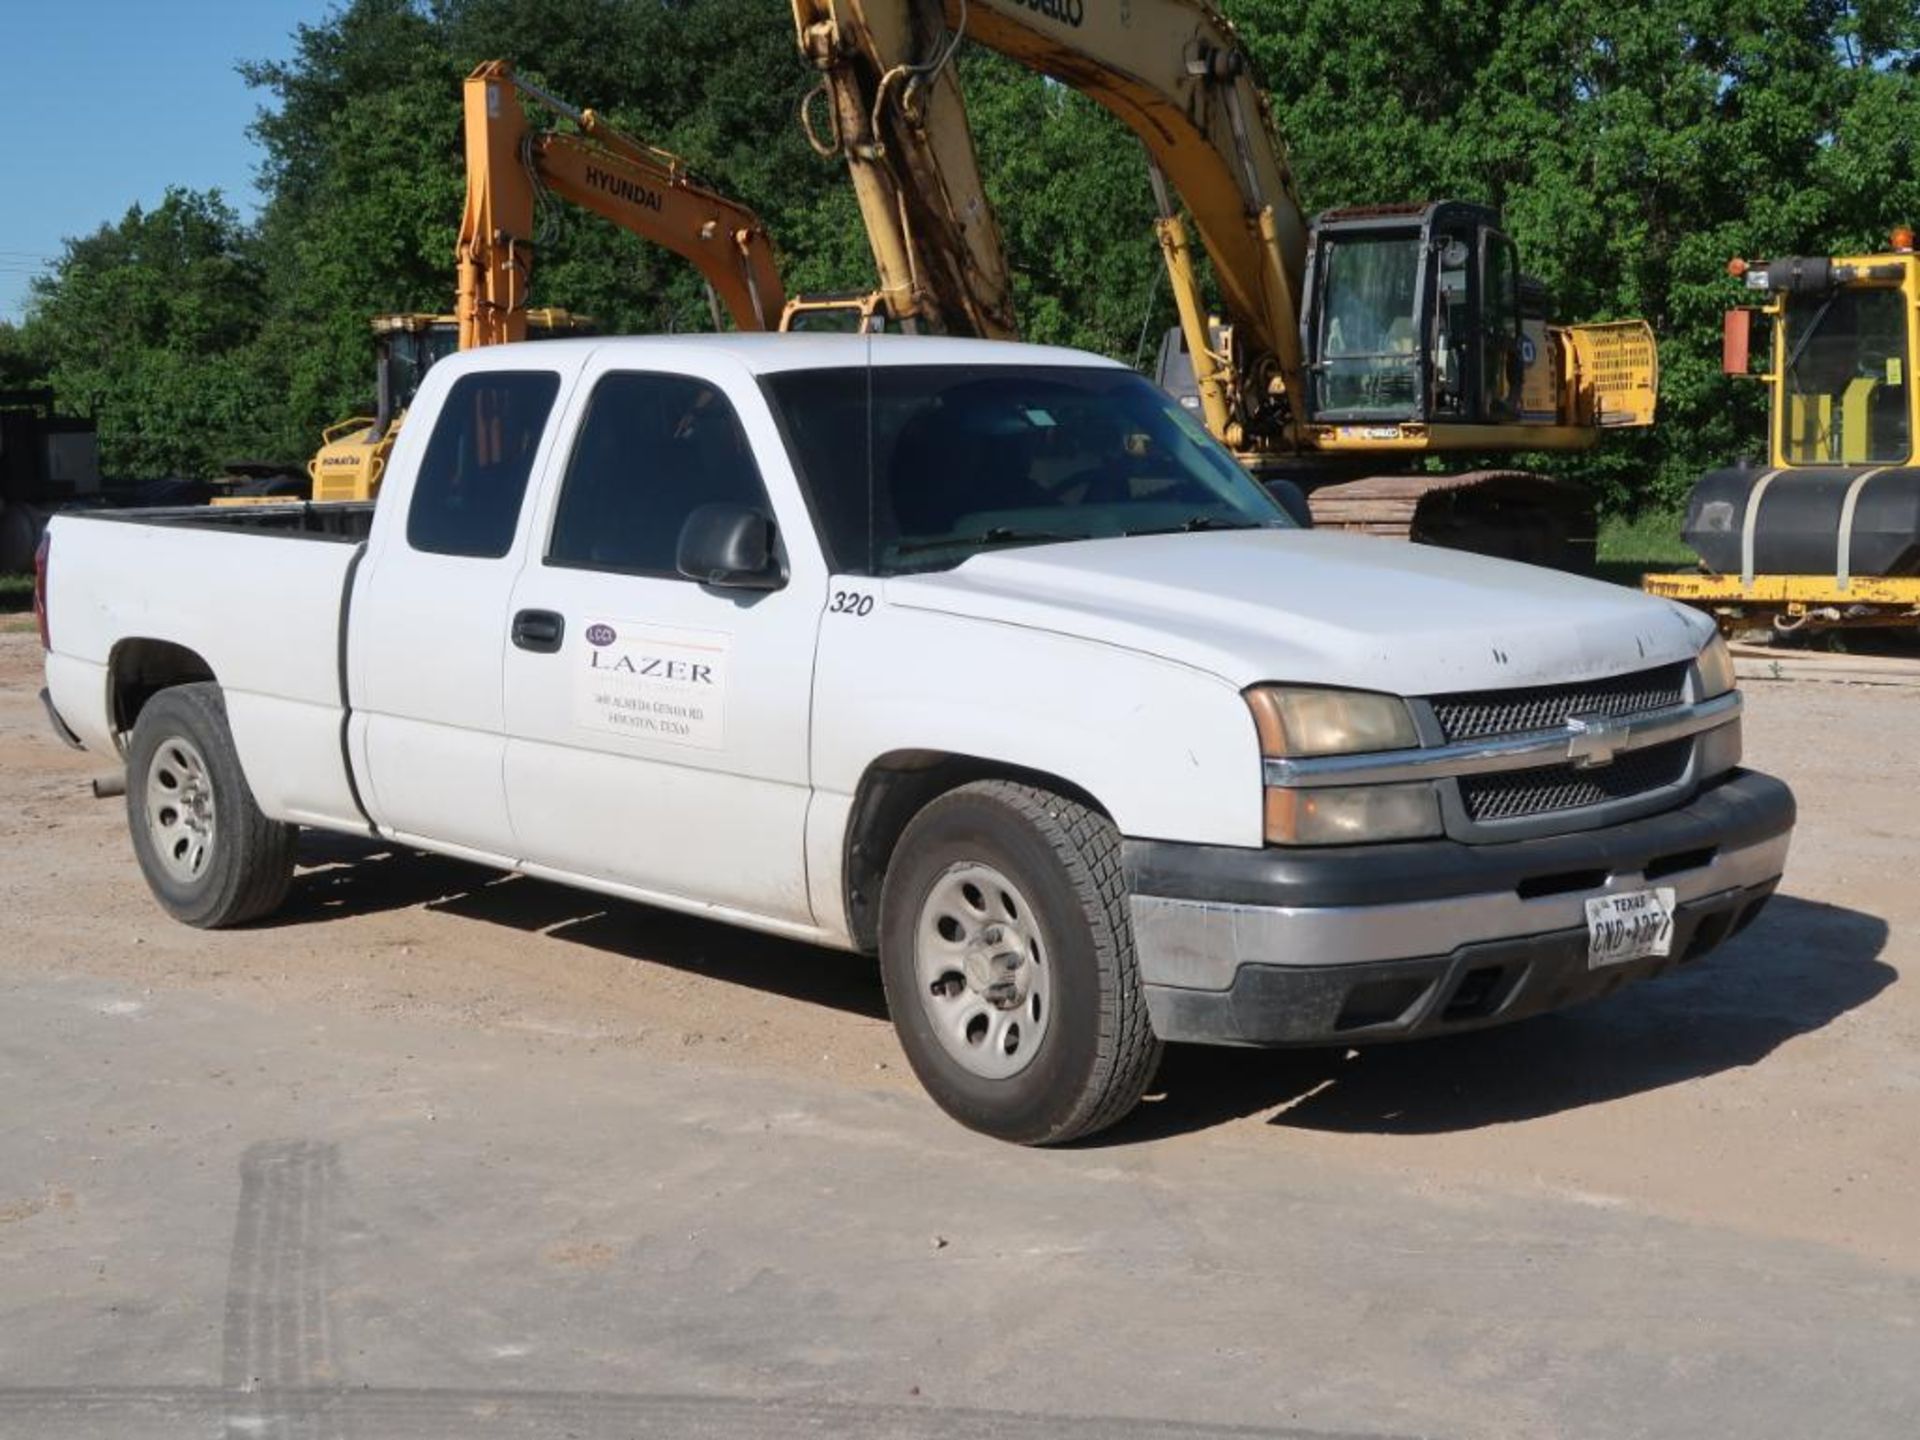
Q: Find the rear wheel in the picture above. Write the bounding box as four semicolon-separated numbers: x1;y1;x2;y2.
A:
878;781;1160;1145
126;683;295;928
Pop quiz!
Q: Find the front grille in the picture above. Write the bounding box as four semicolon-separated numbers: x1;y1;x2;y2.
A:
1459;737;1692;823
1429;662;1689;742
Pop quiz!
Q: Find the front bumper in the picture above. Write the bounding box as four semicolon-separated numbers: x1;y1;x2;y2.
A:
1125;769;1794;1047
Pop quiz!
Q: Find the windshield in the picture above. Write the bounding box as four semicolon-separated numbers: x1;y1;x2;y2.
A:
762;364;1293;575
1313;234;1422;418
1781;286;1911;464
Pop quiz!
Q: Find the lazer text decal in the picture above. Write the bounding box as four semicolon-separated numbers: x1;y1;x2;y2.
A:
574;619;729;749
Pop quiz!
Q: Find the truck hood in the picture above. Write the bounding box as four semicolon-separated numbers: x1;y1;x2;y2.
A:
882;529;1712;696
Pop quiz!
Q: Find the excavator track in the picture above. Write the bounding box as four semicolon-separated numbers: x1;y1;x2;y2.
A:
1304;469;1598;572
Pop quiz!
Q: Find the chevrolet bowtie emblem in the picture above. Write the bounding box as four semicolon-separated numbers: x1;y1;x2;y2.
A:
1565;713;1628;769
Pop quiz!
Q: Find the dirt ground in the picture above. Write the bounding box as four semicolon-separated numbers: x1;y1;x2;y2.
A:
2;629;1916;1435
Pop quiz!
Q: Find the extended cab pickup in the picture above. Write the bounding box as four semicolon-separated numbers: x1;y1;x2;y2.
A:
39;335;1794;1143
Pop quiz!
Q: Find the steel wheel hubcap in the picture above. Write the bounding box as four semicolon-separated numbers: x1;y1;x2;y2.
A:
914;861;1051;1079
145;736;216;884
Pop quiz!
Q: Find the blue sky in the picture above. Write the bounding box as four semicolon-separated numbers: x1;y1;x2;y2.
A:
1;1;329;322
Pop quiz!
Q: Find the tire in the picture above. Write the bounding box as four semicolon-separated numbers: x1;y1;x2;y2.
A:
878;780;1161;1145
125;683;296;928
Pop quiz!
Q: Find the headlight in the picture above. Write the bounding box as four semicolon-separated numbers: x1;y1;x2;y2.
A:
1695;633;1737;699
1244;686;1419;757
1264;783;1442;845
1246;687;1438;844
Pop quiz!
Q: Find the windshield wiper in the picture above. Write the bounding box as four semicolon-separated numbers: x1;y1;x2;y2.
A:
1782;293;1837;380
1123;516;1265;537
893;526;1084;556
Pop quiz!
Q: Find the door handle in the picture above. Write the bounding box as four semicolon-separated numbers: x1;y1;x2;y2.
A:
511;609;564;653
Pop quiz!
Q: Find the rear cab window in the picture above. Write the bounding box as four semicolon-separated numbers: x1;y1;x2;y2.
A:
407;371;563;558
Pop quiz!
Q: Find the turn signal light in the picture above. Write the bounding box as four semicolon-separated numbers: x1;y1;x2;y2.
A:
1263;782;1442;846
1892;226;1914;254
1726;256;1748;277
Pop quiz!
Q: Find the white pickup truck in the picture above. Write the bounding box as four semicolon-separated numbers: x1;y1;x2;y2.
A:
38;334;1794;1143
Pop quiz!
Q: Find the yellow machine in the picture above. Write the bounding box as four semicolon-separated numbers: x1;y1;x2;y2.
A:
298;308;594;505
282;61;849;509
459;60;892;344
1644;230;1920;633
458;60;792;347
792;0;1659;566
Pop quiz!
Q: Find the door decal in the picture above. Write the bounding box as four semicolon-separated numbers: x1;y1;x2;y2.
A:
574;619;731;749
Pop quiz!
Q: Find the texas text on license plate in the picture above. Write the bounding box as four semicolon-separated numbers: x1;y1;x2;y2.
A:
1583;888;1676;968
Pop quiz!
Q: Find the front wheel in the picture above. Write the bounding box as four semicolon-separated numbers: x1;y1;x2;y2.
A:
125;683;295;928
878;781;1161;1145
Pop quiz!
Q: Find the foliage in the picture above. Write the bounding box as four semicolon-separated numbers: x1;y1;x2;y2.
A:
13;189;278;477
1594;507;1698;587
12;0;1920;508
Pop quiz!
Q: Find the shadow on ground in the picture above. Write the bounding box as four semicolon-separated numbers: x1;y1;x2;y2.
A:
274;837;1891;1144
1114;894;1892;1142
272;831;887;1022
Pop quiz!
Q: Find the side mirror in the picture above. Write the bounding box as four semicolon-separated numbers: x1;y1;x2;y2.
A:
676;503;783;591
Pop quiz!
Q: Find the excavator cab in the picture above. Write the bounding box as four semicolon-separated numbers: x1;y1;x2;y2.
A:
305;308;595;504
377;314;462;414
1303;201;1529;428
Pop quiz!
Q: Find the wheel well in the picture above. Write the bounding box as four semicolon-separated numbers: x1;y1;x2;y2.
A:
109;639;215;739
842;751;1109;953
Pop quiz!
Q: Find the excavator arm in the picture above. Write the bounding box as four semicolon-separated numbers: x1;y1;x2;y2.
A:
457;60;786;350
793;0;1308;442
792;2;1016;337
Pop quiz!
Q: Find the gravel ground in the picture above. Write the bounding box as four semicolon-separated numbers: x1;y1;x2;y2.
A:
1;632;1914;1437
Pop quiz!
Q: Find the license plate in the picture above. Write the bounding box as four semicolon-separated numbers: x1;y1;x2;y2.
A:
1584;888;1676;968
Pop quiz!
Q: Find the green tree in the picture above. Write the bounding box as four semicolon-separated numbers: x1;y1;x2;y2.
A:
0;321;45;392
22;189;276;478
241;0;464;458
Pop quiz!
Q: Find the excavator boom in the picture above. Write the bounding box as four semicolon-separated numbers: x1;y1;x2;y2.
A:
795;0;1657;569
945;0;1309;433
458;60;786;349
795;0;1311;436
793;1;1016;336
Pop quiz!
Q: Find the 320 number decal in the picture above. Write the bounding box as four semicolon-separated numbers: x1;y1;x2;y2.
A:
830;590;875;616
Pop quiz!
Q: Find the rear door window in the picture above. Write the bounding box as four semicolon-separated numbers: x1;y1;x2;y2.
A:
407;371;561;558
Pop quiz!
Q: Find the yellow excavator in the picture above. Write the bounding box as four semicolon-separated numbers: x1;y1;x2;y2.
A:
456;60;790;347
791;0;1659;567
295;60;865;506
1643;229;1920;634
296;306;594;505
457;59;892;346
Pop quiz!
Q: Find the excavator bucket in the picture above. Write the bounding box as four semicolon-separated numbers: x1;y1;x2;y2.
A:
1563;320;1659;429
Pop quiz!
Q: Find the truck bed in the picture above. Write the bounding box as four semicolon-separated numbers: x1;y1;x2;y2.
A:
42;504;371;831
79;501;376;543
